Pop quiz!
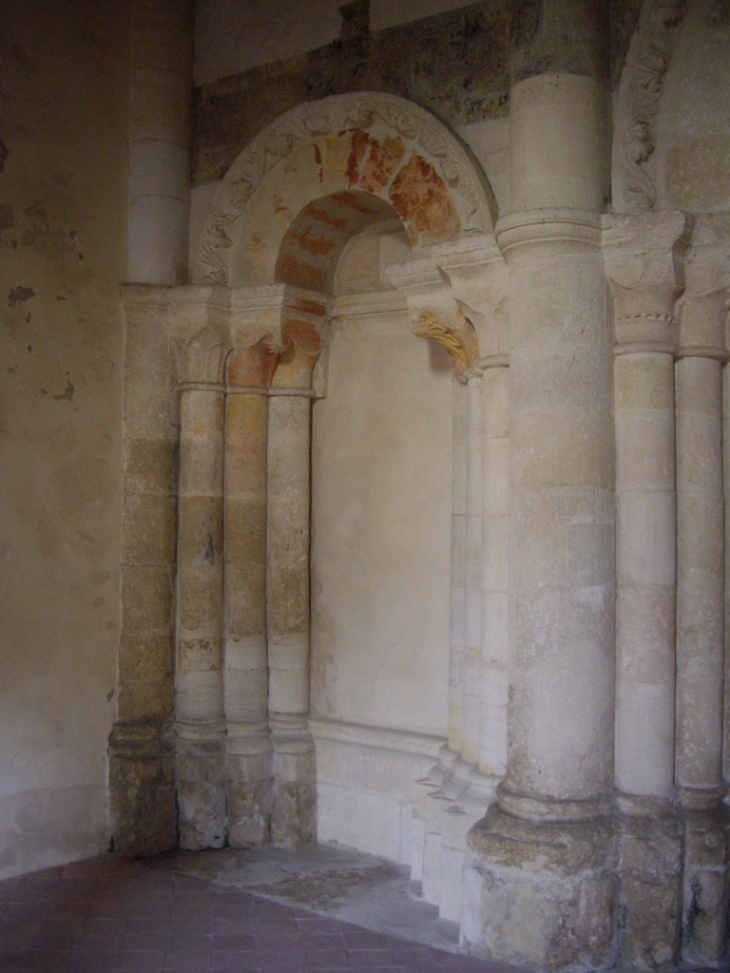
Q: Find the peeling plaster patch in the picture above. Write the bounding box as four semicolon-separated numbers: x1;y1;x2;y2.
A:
8;285;35;307
53;379;75;402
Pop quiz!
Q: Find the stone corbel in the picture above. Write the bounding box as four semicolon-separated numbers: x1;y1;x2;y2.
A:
386;257;479;376
602;211;692;353
432;233;509;363
168;285;233;386
676;214;730;357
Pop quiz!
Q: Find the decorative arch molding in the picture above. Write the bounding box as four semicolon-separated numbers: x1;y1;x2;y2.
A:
612;0;687;214
193;91;497;286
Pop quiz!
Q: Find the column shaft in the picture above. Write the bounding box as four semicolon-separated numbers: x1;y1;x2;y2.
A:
676;355;725;796
175;386;226;849
676;352;729;965
224;366;271;847
461;374;483;766
479;362;509;778
267;391;316;845
615;351;676;797
449;378;467;754
614;349;682;968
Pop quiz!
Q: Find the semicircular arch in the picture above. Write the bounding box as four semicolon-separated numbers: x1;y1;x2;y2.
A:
192;91;497;288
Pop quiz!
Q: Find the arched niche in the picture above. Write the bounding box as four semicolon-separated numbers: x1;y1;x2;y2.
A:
181;91;504;858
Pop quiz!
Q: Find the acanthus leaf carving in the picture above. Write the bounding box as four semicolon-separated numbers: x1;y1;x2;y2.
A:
172;325;232;386
410;305;478;376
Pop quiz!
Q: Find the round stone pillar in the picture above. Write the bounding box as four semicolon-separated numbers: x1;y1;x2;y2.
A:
224;338;273;848
173;321;229;849
603;211;690;968
463;21;617;963
675;215;730;967
267;324;321;846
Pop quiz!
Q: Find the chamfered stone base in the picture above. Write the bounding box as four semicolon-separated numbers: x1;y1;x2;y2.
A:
461;803;618;973
271;733;316;847
108;721;176;857
175;728;227;850
226;762;272;849
680;802;730;968
615;798;682;970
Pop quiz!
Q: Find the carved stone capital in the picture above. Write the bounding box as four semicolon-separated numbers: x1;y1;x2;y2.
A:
432;233;509;359
386;257;479;375
227;283;328;391
677;215;730;350
226;335;278;389
168;286;232;386
603;210;692;347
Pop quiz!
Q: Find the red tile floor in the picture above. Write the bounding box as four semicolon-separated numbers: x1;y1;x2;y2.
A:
0;854;519;973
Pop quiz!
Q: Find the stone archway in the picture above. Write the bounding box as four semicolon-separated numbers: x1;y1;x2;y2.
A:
111;93;509;899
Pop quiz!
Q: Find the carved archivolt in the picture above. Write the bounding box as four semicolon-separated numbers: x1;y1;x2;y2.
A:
612;0;687;214
195;92;496;285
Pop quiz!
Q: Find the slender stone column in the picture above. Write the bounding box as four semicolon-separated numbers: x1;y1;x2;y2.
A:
267;318;322;846
461;372;483;767
604;211;690;968
462;11;616;962
675;215;730;966
386;257;481;773
171;298;231;849
449;378;467;755
433;236;511;781
479;358;509;778
224;337;274;847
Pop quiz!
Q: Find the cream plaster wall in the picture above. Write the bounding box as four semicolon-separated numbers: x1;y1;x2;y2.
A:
656;1;730;213
311;300;453;739
0;0;129;878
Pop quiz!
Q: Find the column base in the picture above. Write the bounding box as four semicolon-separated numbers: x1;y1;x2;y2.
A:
615;794;682;970
175;722;227;850
108;721;176;857
225;722;272;848
679;789;730;967
462;800;618;972
271;722;316;847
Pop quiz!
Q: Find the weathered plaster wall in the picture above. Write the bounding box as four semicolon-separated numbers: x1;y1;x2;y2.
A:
0;0;129;878
656;0;730;213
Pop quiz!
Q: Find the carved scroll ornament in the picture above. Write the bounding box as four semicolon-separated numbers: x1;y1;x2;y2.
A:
612;0;686;214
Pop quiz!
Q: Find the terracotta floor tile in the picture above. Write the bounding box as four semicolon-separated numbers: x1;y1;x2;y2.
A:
165;948;212;969
117;948;166;970
213;931;257;950
0;856;514;973
211;950;261;970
